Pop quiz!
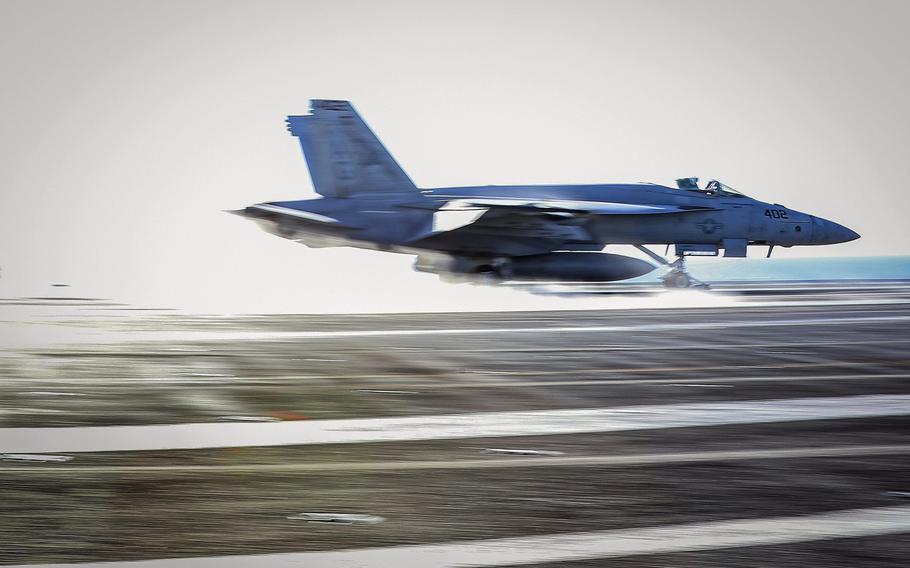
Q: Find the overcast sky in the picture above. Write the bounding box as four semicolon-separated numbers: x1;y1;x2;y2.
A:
1;0;908;312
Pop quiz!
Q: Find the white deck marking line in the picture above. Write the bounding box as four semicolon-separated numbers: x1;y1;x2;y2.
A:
4;444;908;474
13;505;910;567
387;371;910;390
3;394;910;454
107;314;910;342
440;337;910;353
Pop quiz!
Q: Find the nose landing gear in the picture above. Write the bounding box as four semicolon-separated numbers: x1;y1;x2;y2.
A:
662;262;692;288
660;256;711;289
634;246;710;290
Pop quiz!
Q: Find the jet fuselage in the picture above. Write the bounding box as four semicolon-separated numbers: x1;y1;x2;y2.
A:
234;100;859;284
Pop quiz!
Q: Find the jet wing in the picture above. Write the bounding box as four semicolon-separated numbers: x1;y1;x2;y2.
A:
407;201;593;256
438;198;719;215
418;197;718;236
407;198;718;256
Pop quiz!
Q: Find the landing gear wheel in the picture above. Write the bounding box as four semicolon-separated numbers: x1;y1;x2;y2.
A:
663;272;691;289
633;245;712;290
471;257;512;286
474;270;504;286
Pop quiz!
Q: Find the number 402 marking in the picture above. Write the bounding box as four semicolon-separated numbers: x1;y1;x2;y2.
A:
764;209;789;219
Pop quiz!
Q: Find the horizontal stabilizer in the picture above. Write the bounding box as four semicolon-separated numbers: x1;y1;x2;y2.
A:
250;204;342;225
234;204;358;230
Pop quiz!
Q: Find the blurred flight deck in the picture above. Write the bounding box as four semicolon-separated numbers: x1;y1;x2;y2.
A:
1;261;910;567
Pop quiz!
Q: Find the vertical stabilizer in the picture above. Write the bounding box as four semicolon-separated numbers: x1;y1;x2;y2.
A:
286;100;418;197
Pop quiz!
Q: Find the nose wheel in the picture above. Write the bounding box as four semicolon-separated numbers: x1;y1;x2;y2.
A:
661;256;710;289
662;270;692;289
634;246;710;290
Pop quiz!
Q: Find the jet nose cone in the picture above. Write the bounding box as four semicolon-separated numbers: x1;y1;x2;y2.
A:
812;216;860;244
838;225;861;243
827;221;860;244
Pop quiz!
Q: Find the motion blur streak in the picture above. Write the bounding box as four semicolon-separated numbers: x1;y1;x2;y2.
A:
72;314;910;344
4;394;910;453
11;505;910;568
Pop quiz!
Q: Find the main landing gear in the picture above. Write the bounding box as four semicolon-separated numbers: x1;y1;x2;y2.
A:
634;245;710;290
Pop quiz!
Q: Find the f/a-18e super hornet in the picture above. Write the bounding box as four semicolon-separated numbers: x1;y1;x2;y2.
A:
232;100;859;287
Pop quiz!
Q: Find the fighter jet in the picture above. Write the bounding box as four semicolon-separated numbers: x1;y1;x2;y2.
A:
232;100;859;287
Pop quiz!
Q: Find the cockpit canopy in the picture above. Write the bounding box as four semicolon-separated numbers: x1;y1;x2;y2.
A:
675;177;747;197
